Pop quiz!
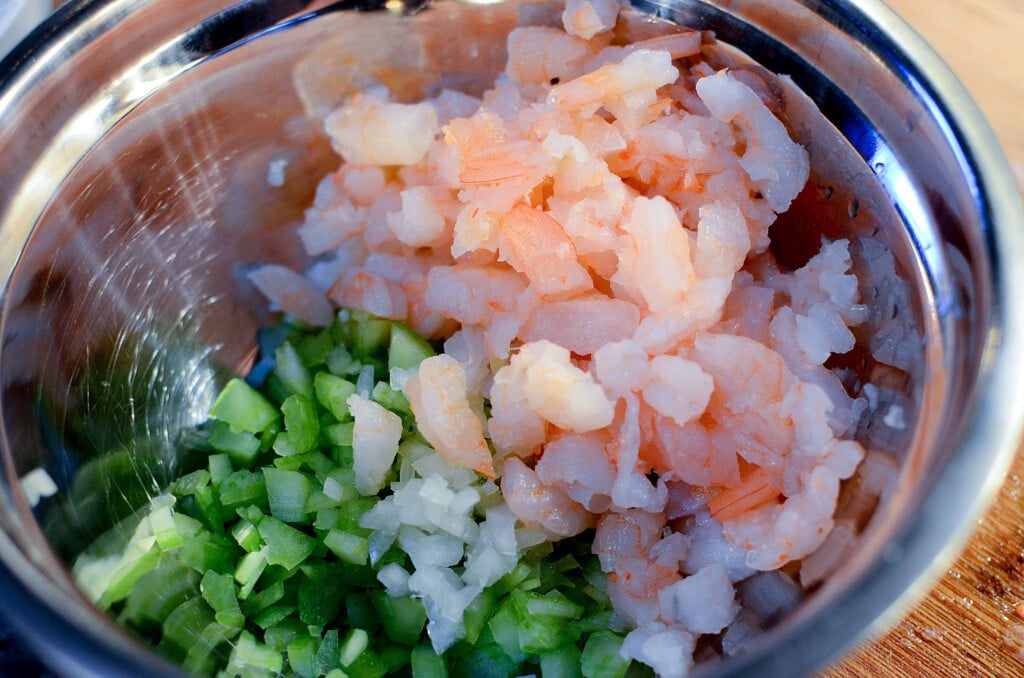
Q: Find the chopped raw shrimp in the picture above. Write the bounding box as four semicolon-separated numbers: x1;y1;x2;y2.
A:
658;563;739;634
633;276;732;354
487;359;548;458
515;340;615;433
621;622;695;678
561;0;622;40
651;415;741;488
505;27;593;85
498;203;593;299
612;196;695;313
325;88;440;166
406;354;495;478
348;394;403;495
593;508;666;572
501;457;593;538
641;355;714;427
587;31;702;70
300;187;367;255
422;263;526;326
592;338;650;398
550;49;678;123
248;264;334;326
610;394;668;512
695;200;751;278
518;295;640;356
328;268;408;320
534;431;616;512
707;467;780;522
695;70;809;213
387;186;455;248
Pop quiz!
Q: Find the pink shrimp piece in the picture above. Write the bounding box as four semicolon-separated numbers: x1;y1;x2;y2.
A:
551;49;678;115
498;203;593;299
641;354;714;427
325;89;439;167
561;0;622;40
422;262;526;326
327;269;408;320
501;457;594;539
613;196;695;313
406;354;495;478
248;264;334;327
593;509;666;572
505;27;593;85
707;467;781;522
518;295;640;356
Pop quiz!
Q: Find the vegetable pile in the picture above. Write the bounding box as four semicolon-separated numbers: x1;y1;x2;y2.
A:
74;312;640;678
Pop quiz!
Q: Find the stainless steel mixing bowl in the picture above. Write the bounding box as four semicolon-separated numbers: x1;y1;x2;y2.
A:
1;0;1022;676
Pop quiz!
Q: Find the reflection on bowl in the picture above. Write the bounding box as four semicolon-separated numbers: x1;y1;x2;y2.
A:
0;0;1022;676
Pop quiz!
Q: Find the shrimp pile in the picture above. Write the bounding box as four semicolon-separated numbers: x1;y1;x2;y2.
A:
252;0;872;673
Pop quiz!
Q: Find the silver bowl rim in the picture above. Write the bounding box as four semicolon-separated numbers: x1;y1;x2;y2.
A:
0;0;1022;676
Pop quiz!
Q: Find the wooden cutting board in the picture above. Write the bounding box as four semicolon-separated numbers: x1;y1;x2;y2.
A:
826;1;1024;675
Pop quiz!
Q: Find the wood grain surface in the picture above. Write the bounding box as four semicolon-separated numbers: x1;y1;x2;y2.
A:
826;1;1024;676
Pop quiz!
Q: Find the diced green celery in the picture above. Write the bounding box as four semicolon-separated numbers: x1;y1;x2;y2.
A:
231;519;264;553
346;647;387;678
315;628;341;675
183;620;235;676
315;507;340;531
339;628;370;667
179;532;239;575
218;469;268;511
350;316;391;358
370;382;410;415
298;563;347;626
370;591;426;646
581;630;630;678
324;422;355;448
277;394;320;456
254;604;296;629
174;469;212;497
541;643;583;678
274;454;306;471
235;548;269;600
462;587;495;645
209;453;234;482
493;562;532;598
264;616;306;651
149;505;183;551
119;559;201;629
288;635;319;678
315;372;358;422
237;504;265;523
326;343;357;377
242;580;285;616
99;536;161;608
450;644;519;678
210;378;279;434
263;467;313;523
209;422;261;467
324;529;369;566
275;342;314;398
191;483;230;532
410;644;448;678
201;571;244;631
519;589;585;619
517;612;581;654
258;515;316;570
325;669;349;678
380;644;412;674
160;597;216;658
300;450;335;479
387;322;435;371
486;599;529;663
295;328;335;368
225;630;284;675
340;594;375;634
577;610;629;634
